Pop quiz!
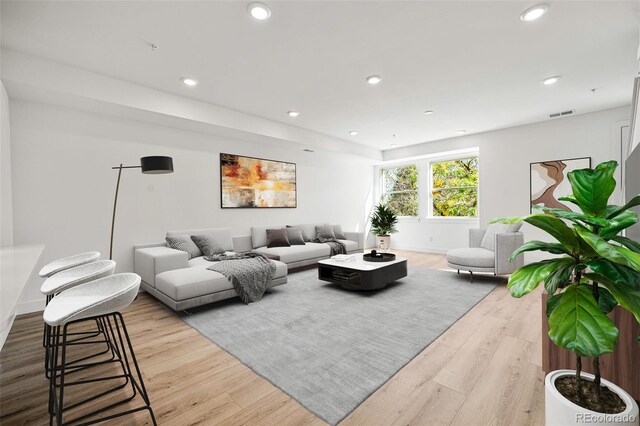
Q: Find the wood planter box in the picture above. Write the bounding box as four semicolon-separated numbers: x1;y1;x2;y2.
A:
542;293;640;401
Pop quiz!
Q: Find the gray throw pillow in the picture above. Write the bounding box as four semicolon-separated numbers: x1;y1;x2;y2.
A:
480;223;523;251
315;225;336;243
286;225;310;242
286;227;306;245
333;224;346;240
267;228;290;248
166;234;202;259
190;234;226;257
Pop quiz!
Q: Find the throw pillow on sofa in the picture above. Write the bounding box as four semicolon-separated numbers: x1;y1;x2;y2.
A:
315;225;336;243
286;225;310;242
191;234;226;257
480;222;523;251
166;234;202;259
286;227;306;245
267;228;291;248
332;224;346;240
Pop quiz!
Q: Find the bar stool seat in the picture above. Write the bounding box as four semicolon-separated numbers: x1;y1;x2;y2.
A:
41;260;116;296
44;273;156;425
39;251;101;278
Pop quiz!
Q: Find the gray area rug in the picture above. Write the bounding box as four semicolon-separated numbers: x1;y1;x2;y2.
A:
181;267;497;425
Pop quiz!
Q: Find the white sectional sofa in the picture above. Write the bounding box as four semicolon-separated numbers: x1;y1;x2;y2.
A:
134;224;364;310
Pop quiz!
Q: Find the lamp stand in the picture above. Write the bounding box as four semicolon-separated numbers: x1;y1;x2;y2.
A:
109;164;142;260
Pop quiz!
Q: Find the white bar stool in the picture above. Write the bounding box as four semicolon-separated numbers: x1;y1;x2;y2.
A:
39;251;101;278
39;251;101;349
44;273;156;425
41;260;117;378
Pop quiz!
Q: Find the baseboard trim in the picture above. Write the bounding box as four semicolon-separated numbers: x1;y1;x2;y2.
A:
390;245;449;254
16;298;44;315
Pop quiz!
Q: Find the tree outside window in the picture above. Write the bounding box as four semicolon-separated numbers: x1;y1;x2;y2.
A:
431;157;478;217
381;165;418;216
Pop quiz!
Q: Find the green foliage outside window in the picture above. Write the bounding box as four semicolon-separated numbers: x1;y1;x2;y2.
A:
432;158;478;217
381;165;418;216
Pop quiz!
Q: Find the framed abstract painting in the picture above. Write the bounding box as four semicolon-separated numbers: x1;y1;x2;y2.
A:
220;153;297;208
530;157;591;213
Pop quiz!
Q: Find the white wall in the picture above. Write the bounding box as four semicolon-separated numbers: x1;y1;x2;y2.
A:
10;100;375;312
0;80;13;246
384;106;631;259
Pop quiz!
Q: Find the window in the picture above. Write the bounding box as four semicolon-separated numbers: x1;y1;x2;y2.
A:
431;157;478;217
381;164;418;216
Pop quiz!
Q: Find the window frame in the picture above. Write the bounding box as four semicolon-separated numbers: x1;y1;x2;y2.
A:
380;163;419;218
428;156;479;219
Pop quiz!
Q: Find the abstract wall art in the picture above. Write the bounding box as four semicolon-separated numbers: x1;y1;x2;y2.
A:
220;153;297;208
530;157;591;213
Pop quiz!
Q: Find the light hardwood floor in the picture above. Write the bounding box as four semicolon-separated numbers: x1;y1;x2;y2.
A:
0;250;544;425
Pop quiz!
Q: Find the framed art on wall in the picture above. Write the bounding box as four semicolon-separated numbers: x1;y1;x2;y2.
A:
530;157;591;213
220;153;297;208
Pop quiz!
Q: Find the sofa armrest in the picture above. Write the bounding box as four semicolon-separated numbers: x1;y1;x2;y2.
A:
469;229;486;248
344;231;364;250
134;246;189;288
232;235;253;253
495;232;524;275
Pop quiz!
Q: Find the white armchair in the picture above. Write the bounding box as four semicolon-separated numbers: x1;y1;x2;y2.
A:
447;223;524;282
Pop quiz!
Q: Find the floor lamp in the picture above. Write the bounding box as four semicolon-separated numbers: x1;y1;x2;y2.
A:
110;156;174;260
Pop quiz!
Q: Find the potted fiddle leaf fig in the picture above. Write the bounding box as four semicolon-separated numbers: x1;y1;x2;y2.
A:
493;160;640;425
370;202;398;251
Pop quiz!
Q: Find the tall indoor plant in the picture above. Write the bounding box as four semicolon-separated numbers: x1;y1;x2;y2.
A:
370;202;398;251
494;160;640;425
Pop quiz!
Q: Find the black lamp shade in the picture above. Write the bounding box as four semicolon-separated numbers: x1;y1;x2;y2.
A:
140;156;173;174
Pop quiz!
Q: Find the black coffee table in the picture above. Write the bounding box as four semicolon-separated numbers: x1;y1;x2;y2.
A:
317;255;407;291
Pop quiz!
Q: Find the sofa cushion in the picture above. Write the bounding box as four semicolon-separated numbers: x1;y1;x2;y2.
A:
447;247;495;268
252;242;331;263
286;227;306;245
191;234;226;257
267;228;290;248
167;228;234;252
251;225;285;249
156;259;287;301
480;223;523;251
165;234;202;259
315;225;336;242
338;239;358;253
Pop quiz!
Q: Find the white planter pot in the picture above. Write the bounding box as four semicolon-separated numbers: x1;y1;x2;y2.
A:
545;370;639;426
376;235;391;251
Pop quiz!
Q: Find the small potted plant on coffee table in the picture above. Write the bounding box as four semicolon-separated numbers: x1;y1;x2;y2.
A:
370;202;398;251
493;160;640;425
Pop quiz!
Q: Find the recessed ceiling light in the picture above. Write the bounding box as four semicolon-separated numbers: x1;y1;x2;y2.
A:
423;110;434;115
302;149;314;152
248;2;271;20
349;131;359;136
390;143;398;147
520;4;549;22
287;111;299;117
457;130;466;135
366;75;382;85
542;75;561;85
181;77;198;87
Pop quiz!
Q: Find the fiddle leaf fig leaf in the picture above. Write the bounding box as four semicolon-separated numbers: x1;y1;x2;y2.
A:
567;160;617;218
546;293;563;318
507;258;575;298
600;210;639;238
575;226;640;271
609;236;640;253
544;261;576;295
508;240;571;262
548;285;618;358
606;194;640;219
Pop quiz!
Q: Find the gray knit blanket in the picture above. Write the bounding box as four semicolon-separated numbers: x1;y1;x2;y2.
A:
315;239;347;256
205;253;276;304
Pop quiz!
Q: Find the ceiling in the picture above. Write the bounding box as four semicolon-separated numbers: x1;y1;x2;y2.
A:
1;1;639;150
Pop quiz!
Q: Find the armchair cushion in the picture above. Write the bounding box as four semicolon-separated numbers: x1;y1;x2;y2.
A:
446;248;495;268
